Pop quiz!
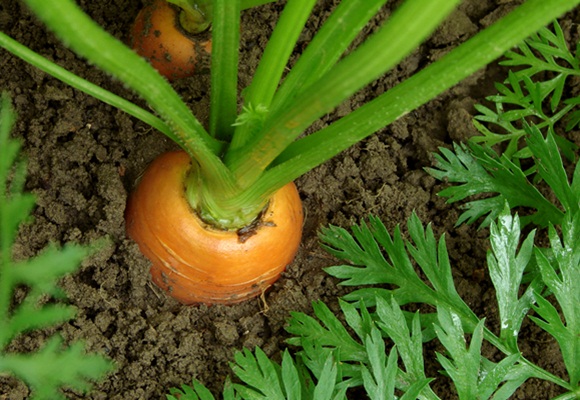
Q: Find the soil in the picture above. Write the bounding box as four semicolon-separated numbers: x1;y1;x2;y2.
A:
0;0;576;398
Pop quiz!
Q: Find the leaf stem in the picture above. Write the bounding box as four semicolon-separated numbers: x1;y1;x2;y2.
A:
209;0;240;140
227;0;461;188
228;0;317;152
21;0;227;167
166;0;212;33
0;32;175;142
240;0;277;10
16;0;259;228
270;0;389;115
241;0;316;110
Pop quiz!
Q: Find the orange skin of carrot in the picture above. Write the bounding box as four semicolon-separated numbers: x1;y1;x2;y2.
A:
125;151;304;305
130;0;212;81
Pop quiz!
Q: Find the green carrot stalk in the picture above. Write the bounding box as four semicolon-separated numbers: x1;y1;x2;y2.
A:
251;0;580;201
224;0;462;188
3;0;580;228
270;0;389;114
0;34;173;140
229;0;317;151
209;0;240;140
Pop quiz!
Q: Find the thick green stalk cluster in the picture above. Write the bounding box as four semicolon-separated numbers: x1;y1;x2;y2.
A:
1;0;579;229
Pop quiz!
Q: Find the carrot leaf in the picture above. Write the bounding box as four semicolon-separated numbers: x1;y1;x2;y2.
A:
487;204;542;352
471;22;580;161
228;347;346;400
321;214;477;327
530;212;580;387
427;126;568;229
1;337;113;400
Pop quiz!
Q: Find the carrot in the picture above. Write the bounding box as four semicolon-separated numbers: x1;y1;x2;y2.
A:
125;151;303;305
130;0;211;81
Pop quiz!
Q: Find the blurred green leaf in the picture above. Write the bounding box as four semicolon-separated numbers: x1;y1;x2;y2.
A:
0;336;113;400
0;94;113;398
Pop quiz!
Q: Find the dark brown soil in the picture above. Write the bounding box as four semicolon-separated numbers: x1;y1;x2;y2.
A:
0;0;573;398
